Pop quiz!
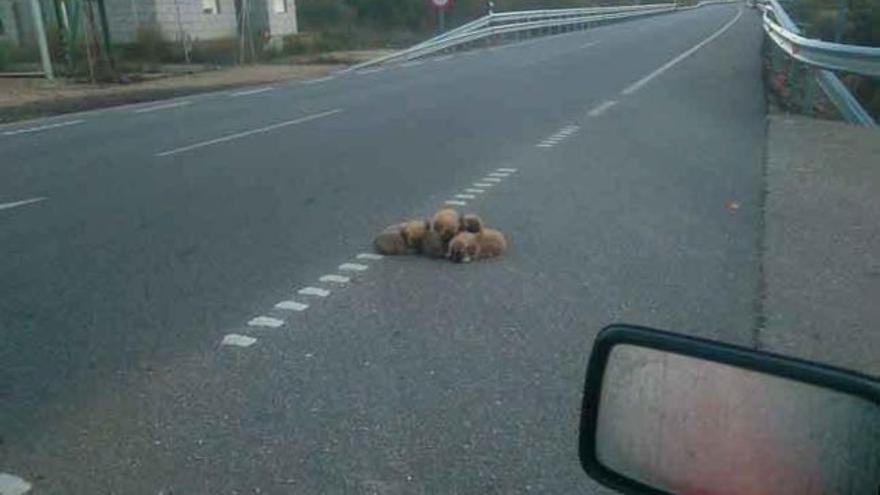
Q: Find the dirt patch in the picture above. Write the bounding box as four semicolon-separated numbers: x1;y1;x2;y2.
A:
0;50;393;124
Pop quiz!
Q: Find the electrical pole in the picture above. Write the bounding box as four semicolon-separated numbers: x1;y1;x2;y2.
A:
28;0;54;80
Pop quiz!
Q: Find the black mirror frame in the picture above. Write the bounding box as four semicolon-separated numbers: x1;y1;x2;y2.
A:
578;324;880;495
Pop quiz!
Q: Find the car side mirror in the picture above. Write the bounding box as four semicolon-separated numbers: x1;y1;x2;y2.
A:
578;324;880;495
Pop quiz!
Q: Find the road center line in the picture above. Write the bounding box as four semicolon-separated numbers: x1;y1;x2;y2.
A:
621;8;743;95
156;109;343;157
456;194;476;199
339;263;369;272
299;287;330;297
230;86;275;97
465;188;485;194
275;300;309;311
588;100;618;117
497;168;517;173
319;274;350;284
248;316;285;328
221;334;257;347
474;182;494;187
133;101;192;114
356;253;384;260
3;119;84;136
0;197;47;211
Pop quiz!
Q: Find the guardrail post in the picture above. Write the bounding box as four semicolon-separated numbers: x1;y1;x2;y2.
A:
802;67;816;115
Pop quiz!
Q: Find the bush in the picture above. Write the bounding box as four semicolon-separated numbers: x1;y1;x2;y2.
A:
0;41;11;71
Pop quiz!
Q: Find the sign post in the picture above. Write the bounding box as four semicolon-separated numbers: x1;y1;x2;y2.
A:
429;0;453;33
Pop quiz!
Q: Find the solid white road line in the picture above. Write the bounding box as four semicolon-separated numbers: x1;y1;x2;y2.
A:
299;287;330;297
455;194;476;199
496;168;517;172
474;182;494;187
221;334;257;347
133;101;192;113
3;119;85;136
320;274;350;284
248;316;285;328
230;86;275;97
465;188;485;194
356;253;384;260
339;263;369;272
275;300;309;311
445;200;467;206
621;8;743;95
588;100;618;117
302;76;335;84
0;197;47;212
157;109;343;157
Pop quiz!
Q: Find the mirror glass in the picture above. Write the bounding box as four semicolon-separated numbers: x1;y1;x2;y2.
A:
595;344;880;495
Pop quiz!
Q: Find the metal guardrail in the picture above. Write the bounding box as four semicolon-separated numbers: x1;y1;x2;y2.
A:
762;0;877;127
348;3;682;71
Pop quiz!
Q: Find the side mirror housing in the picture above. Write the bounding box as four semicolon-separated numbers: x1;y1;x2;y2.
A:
578;324;880;495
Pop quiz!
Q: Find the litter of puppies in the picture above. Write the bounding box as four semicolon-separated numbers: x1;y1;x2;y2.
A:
374;208;508;263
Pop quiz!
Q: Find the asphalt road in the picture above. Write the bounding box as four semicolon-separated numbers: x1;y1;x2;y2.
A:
0;4;766;493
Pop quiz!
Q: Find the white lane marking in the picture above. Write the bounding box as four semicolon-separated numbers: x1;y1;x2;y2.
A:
302;76;335;84
537;143;555;148
445;200;467;206
482;177;503;183
580;41;599;49
588;100;618;117
400;60;424;67
230;86;275;97
455;194;476;199
3;119;84;136
221;334;257;347
339;263;369;272
0;474;30;495
0;197;47;212
465;188;485;194
319;274;350;284
497;168;517;172
133;101;192;114
621;8;743;95
435;54;455;62
474;182;494;187
157;109;343;157
275;300;309;311
356;67;384;75
356;253;384;260
247;316;285;328
299;287;330;297
488;172;510;177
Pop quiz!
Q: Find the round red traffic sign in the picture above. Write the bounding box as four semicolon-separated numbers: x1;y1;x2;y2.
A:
429;0;453;11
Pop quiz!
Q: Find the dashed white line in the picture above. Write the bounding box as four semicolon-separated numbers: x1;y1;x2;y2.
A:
474;182;494;187
133;101;192;114
0;197;47;212
445;200;467;206
299;287;331;297
455;194;476;199
3;119;85;136
302;76;335;84
319;274;350;284
537;143;555;148
247;316;285;328
482;177;503;183
400;60;424;67
275;300;309;311
221;334;257;347
339;263;369;272
621;8;743;95
488;172;510;178
465;188;486;194
588;100;618;117
496;168;517;173
230;86;275;97
156;109;343;157
356;253;384;260
0;474;30;495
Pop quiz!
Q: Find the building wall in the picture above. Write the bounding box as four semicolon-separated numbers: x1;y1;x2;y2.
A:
0;0;22;44
267;0;296;37
152;0;237;42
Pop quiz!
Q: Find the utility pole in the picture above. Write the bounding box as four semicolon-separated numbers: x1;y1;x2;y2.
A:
833;0;847;43
28;0;54;80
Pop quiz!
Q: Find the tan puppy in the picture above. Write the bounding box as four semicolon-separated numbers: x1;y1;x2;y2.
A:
401;220;429;251
447;232;479;263
475;228;507;259
432;208;460;242
374;223;409;255
420;229;448;258
459;213;484;234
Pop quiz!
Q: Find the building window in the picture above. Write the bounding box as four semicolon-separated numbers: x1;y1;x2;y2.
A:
273;0;287;13
202;0;220;14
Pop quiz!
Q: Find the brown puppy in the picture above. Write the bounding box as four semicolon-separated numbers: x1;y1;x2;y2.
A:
400;220;429;251
431;208;460;242
474;228;507;259
459;213;484;234
420;229;448;258
447;232;479;263
374;223;409;255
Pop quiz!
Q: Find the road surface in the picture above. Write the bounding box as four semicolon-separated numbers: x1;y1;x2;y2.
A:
0;4;766;493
